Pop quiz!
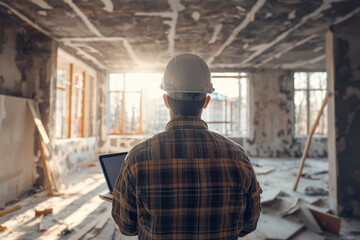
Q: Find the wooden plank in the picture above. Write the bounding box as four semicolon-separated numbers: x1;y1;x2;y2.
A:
257;212;304;240
293;93;328;191
67;210;109;240
308;207;341;235
279;198;303;217
0;205;21;216
27;101;65;192
40;140;54;196
296;205;323;233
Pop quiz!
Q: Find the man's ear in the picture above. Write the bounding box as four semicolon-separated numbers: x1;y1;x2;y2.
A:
203;95;211;109
163;94;170;109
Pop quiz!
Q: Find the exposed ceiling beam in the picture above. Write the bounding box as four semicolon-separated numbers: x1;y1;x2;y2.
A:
254;34;318;68
280;55;325;69
63;0;103;37
240;0;341;65
206;0;267;65
135;0;185;57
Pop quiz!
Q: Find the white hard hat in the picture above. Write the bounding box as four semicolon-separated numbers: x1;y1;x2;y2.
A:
160;54;215;101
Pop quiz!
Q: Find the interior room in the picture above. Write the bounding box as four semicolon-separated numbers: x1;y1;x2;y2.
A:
0;0;359;239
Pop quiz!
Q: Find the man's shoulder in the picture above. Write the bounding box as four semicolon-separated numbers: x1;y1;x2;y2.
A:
207;130;247;152
125;131;166;162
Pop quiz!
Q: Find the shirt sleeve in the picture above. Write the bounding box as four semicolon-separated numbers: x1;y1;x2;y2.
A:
238;165;262;237
111;159;138;236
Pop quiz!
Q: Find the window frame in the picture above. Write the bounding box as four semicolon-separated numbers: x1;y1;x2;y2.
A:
293;72;327;137
108;73;143;135
206;72;250;137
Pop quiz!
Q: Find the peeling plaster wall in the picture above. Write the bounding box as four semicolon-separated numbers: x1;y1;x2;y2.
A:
0;95;36;203
327;16;360;217
230;70;328;158
0;15;99;194
0;16;57;190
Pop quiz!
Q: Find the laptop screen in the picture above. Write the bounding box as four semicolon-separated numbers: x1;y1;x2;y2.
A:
99;152;128;193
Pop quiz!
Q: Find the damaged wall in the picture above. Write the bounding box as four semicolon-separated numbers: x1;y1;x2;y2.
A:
232;70;327;158
0;95;36;203
327;15;360;217
0;14;57;192
0;13;100;199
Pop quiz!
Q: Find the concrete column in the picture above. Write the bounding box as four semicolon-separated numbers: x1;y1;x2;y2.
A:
326;16;360;217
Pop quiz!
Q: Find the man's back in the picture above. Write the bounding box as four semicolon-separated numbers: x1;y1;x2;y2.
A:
112;118;261;240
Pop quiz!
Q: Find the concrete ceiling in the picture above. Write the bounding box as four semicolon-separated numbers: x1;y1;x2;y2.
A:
0;0;359;72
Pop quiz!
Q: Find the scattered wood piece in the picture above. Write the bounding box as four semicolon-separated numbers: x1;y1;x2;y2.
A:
77;162;96;169
260;189;281;204
0;225;7;231
38;214;47;232
308;207;341;235
304;186;328;196
257;212;304;240
253;166;275;175
67;210;109;240
35;208;53;217
27;101;65;192
0;205;21;217
279;198;304;217
296;205;323;233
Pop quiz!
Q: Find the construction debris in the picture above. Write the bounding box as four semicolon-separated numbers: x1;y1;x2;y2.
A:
35;208;53;217
0;225;7;231
260;189;281;204
304;186;328;196
0;205;21;217
67;209;109;240
308;207;341;235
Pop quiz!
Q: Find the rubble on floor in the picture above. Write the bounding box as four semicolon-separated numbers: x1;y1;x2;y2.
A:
0;158;359;240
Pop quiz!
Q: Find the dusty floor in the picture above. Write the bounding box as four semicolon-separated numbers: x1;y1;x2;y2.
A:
0;158;359;240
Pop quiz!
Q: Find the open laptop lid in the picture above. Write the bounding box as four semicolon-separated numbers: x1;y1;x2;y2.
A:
99;152;128;193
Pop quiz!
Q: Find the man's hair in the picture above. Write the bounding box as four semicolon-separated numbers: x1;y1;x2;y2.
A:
167;96;205;117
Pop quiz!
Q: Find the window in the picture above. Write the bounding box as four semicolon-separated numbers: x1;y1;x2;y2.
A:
294;72;327;136
55;69;70;138
55;49;97;138
108;73;168;135
202;72;249;137
70;72;85;137
108;72;249;137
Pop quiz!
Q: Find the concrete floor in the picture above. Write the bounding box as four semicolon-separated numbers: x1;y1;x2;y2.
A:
0;158;359;240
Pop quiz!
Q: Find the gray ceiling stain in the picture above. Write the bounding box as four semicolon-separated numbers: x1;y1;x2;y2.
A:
0;0;359;71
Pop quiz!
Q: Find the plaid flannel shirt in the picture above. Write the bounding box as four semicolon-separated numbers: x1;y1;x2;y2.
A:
112;118;261;240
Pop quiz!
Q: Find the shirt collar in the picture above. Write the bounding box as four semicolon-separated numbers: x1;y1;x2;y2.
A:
165;118;208;130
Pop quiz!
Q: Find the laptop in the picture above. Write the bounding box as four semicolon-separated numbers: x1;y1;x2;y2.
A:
98;152;128;202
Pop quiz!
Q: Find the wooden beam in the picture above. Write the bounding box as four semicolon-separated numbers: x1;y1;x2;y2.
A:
81;71;86;137
293;93;328;191
40;140;54;196
68;63;74;138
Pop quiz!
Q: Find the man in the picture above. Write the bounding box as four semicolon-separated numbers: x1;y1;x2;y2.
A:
112;54;261;240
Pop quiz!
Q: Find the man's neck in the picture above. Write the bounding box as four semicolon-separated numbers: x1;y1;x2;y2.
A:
170;112;202;121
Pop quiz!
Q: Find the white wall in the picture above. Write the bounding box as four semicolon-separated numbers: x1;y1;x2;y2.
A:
0;95;36;203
